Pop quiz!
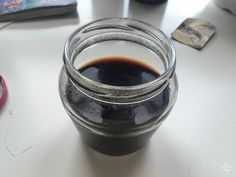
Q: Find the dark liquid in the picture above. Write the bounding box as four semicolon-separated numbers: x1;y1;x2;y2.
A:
79;57;159;86
66;57;170;155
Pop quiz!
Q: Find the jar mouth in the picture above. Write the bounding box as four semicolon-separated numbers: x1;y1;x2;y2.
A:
64;17;176;103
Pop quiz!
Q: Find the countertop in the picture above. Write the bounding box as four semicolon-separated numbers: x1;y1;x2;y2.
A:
0;0;236;177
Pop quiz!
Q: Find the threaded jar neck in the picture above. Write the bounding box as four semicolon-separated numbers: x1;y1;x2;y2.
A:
63;17;176;104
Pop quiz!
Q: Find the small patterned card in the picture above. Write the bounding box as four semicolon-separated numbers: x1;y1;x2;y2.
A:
171;18;216;50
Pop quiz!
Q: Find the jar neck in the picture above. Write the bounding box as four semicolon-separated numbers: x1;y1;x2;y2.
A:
63;18;176;104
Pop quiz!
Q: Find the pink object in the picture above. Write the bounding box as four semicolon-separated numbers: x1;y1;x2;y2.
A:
0;75;7;108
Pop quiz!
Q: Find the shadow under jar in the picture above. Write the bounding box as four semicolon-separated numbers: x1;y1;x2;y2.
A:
59;18;178;156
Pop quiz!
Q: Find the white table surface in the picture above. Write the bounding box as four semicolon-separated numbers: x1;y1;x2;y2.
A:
0;0;236;177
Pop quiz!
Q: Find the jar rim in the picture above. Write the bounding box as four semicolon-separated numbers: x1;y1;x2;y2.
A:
63;17;176;103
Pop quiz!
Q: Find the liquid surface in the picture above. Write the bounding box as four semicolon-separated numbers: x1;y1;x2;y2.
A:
66;56;169;129
79;56;159;86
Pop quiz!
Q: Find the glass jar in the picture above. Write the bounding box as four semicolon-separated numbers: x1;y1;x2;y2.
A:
59;18;178;156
